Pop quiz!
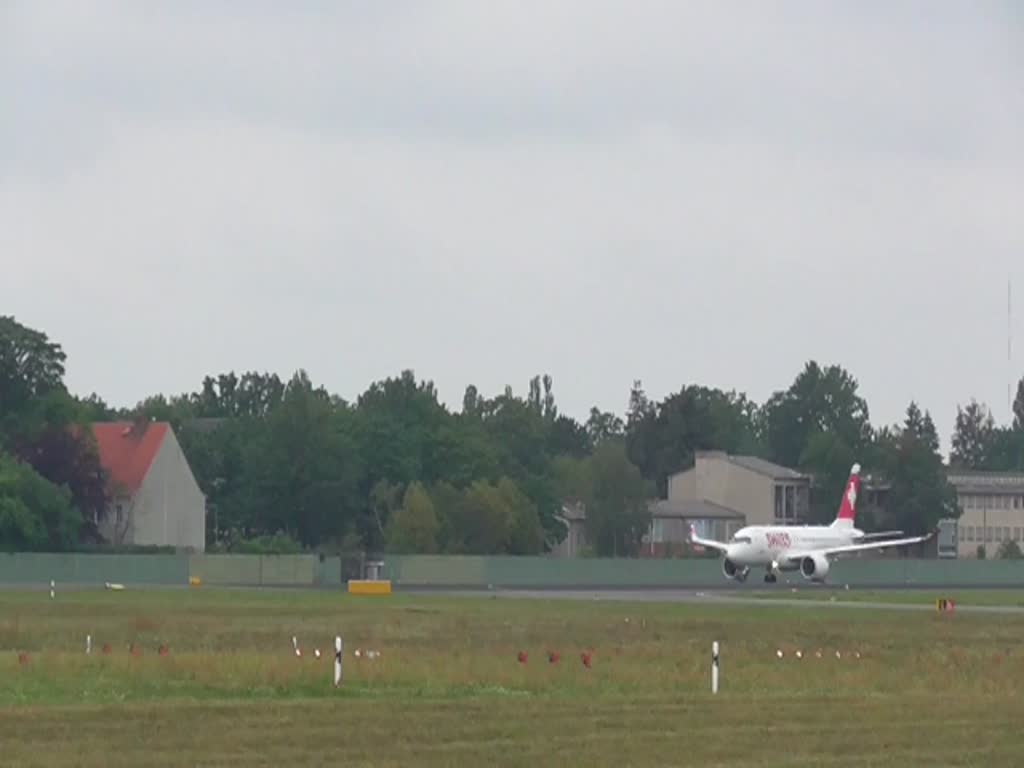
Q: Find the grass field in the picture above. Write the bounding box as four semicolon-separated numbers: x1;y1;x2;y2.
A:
738;587;1024;608
3;587;1024;766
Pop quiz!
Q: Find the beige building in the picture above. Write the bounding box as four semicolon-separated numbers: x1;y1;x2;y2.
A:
92;420;207;552
551;450;811;557
644;451;811;556
947;470;1024;558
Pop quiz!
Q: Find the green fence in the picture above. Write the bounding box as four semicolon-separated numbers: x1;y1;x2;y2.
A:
3;553;1024;589
188;555;320;586
383;555;1024;589
381;555;727;587
0;553;188;585
829;558;1024;586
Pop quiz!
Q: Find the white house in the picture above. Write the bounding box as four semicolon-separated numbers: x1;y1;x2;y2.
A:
92;420;206;552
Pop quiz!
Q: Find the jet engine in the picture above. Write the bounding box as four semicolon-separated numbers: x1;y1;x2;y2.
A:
799;553;830;582
722;558;748;582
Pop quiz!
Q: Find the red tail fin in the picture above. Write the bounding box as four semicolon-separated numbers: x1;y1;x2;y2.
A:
832;463;861;527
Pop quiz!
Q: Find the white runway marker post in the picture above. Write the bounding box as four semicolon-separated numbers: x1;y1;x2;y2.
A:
334;636;343;687
86;635;91;654
711;641;720;694
50;580;55;599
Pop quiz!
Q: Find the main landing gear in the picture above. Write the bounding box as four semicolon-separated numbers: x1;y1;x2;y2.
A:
763;571;778;584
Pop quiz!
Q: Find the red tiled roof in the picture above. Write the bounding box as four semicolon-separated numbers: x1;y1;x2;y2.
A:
91;421;169;495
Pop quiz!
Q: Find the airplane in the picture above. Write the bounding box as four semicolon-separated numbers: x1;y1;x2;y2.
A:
689;463;934;584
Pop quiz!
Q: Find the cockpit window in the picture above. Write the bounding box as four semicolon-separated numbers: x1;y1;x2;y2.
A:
730;535;752;544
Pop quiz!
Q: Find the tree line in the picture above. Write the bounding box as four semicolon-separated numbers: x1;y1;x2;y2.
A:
3;315;1024;556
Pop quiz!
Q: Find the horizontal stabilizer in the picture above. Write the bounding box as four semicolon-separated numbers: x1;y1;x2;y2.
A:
688;524;729;552
855;530;905;541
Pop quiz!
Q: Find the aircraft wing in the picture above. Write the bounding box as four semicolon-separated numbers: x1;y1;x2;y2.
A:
688;524;730;553
854;530;905;541
784;531;934;562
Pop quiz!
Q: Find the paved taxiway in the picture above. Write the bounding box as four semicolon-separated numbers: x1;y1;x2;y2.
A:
419;587;1024;615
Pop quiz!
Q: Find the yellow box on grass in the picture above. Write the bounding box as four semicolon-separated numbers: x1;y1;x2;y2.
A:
348;579;392;595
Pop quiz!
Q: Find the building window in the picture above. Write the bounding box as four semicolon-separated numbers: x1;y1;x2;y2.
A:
784;486;794;519
987;527;993;542
1015;527;1021;541
775;486;783;519
796;486;809;521
965;526;973;542
1016;496;1021;509
651;519;664;543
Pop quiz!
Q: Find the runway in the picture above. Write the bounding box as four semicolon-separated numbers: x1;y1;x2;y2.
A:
417;587;1024;615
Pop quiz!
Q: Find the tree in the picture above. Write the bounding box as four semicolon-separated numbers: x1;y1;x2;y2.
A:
625;383;761;495
0;316;67;437
1014;378;1024;432
763;361;871;468
0;454;80;551
950;399;996;469
0;317;115;546
584;440;651;557
236;371;364;547
355;369;449;497
762;362;872;522
875;401;959;536
458;480;515;554
14;423;109;532
384;482;440;553
550;454;593;505
546;415;590;458
997;538;1023;559
986;427;1024;472
429;417;501;489
369;479;403;544
190;372;287;418
585;407;624;446
475;383;566;541
496;476;545;554
76;393;118;422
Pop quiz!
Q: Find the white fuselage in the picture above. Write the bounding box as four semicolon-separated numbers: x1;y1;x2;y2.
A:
722;525;862;570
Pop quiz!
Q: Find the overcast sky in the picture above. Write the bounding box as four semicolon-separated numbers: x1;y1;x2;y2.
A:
2;1;1021;455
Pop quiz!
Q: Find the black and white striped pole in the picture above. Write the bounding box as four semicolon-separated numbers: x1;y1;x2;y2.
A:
333;636;343;687
711;641;719;694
